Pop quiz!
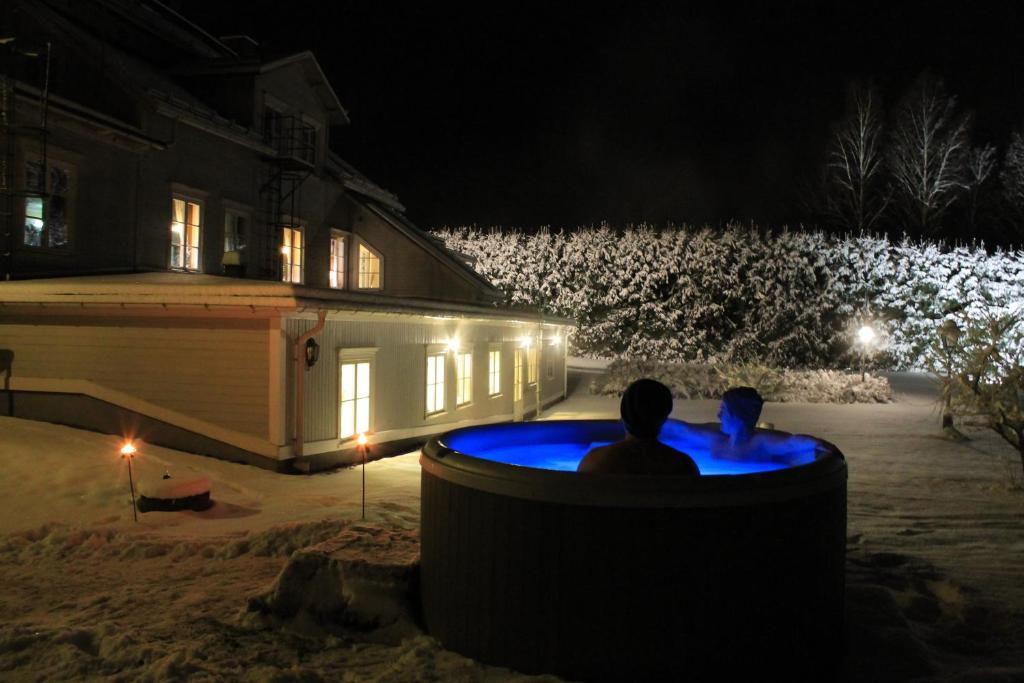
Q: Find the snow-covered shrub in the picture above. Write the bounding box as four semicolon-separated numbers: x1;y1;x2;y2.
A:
434;224;1024;369
589;360;893;403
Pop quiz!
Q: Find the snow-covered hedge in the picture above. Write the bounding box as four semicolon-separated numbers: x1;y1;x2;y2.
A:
434;224;1024;369
589;359;893;403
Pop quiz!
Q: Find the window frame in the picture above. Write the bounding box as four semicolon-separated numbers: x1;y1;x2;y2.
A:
488;344;502;398
425;345;447;417
169;193;204;272
280;224;304;284
223;207;250;255
356;238;384;290
455;350;473;408
20;152;76;252
527;345;539;385
329;229;349;289
337;347;377;442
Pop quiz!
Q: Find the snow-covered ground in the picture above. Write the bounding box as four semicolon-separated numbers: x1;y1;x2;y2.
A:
1;372;1022;681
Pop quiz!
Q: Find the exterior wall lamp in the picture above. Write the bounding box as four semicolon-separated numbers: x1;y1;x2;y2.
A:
305;337;320;369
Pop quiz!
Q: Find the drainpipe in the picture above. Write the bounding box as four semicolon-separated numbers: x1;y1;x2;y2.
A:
292;309;327;459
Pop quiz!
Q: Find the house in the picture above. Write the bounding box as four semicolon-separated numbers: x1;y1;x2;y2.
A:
0;0;571;471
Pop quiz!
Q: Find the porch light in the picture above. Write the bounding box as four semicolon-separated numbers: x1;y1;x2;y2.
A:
550;334;561;345
446;337;460;352
520;336;532;348
305;337;320;368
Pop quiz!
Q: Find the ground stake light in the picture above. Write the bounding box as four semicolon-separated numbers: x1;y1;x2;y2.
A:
120;441;139;523
357;432;369;520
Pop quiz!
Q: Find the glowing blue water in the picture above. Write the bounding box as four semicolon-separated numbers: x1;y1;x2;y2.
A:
440;419;818;475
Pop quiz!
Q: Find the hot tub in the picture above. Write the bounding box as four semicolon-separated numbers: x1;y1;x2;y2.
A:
420;419;846;682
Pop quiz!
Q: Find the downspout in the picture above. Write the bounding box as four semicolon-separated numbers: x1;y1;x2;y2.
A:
292;309;327;459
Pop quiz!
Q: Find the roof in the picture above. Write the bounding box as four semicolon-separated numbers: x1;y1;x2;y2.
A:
360;202;506;302
0;273;575;327
172;51;350;126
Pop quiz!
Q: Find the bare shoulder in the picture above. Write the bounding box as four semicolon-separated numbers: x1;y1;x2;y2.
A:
577;443;614;473
655;442;701;476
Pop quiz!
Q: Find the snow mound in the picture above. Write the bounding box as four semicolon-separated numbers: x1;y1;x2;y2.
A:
242;522;420;638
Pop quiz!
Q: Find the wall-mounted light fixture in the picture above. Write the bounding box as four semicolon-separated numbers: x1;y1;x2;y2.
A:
305;337;320;369
447;337;460;352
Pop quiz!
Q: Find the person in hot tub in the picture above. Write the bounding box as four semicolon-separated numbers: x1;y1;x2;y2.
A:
680;386;820;461
577;378;700;476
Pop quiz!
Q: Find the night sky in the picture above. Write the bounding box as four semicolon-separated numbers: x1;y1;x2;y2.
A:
181;1;1024;231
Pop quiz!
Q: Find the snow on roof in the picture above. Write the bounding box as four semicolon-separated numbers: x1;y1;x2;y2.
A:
0;273;573;326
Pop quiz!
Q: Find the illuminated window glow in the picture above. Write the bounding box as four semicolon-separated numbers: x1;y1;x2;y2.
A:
488;349;501;396
339;360;371;439
23;159;72;249
358;243;381;289
456;351;473;406
329;232;346;288
170;197;201;271
281;226;303;283
527;346;538;384
426;352;446;415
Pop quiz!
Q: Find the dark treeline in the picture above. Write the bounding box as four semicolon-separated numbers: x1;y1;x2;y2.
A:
803;72;1024;249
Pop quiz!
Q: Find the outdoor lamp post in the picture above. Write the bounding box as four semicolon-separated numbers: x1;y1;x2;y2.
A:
120;441;139;523
857;325;876;382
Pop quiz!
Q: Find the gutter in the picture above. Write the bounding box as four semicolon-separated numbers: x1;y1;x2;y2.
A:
292;309;327;459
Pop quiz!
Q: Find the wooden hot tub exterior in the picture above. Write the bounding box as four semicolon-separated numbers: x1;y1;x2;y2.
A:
419;421;847;682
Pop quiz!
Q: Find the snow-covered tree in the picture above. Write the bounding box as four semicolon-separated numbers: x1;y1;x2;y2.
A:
888;73;971;237
960;143;998;237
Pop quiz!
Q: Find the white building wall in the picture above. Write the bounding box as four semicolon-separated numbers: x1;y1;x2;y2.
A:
284;313;568;448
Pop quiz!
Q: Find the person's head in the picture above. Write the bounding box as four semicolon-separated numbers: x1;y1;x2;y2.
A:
620;378;674;439
719;387;763;438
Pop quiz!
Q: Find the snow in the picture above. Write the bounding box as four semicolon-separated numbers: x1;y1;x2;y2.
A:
1;371;1023;681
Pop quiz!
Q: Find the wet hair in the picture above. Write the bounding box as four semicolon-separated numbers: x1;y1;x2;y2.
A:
620;379;674;438
721;387;764;429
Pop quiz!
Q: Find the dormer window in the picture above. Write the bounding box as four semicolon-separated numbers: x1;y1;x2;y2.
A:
357;242;382;289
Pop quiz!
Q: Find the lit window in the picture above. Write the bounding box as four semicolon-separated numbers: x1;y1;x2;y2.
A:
358;243;381;289
329;232;346;288
456;352;473;406
527;346;538;384
281;226;303;283
339;360;371;439
22;159;73;249
170;197;202;271
488;349;501;397
514;349;524;402
224;211;247;253
426;352;446;415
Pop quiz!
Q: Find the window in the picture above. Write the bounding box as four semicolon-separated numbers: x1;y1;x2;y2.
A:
281;226;303;283
300;125;317;165
263;105;284;145
527;346;538;384
456;351;473;407
170;197;202;271
358;243;381;289
547;356;555;381
488;348;501;397
339;360;371;440
224;211;247;253
514;349;524;402
426;352;446;415
23;159;73;249
329;232;346;288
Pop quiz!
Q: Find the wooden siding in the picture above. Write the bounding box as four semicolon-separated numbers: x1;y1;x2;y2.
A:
286;316;568;443
1;322;270;438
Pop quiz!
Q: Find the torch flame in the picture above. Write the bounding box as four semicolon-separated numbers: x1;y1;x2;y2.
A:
120;441;137;457
356;432;368;447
